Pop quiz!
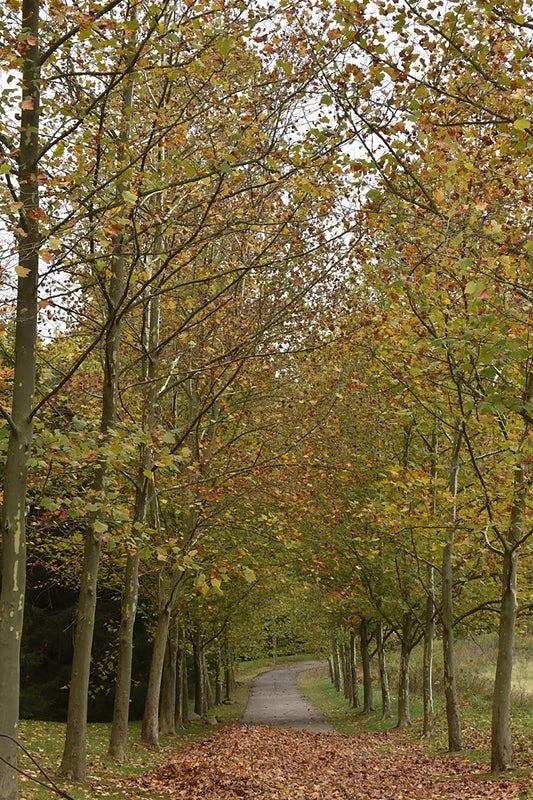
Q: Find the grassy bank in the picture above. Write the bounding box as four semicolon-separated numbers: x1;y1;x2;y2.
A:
16;654;316;799
298;633;532;773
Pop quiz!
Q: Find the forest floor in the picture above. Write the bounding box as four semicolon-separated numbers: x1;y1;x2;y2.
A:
18;655;532;799
123;723;532;799
118;662;532;800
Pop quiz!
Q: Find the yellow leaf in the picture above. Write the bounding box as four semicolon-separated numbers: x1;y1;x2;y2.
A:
15;266;31;278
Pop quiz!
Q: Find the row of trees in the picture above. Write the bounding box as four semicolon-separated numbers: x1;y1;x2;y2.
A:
0;0;530;797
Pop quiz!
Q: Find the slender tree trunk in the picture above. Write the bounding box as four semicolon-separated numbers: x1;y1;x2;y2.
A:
141;606;171;746
203;651;214;710
60;49;134;782
396;613;412;728
376;621;391;719
181;640;189;724
341;640;351;702
224;642;234;702
0;4;39;795
360;618;374;713
175;625;184;725
331;640;341;692
491;461;527;771
108;549;140;760
441;421;462;752
423;428;438;738
349;631;360;708
160;622;179;736
192;632;206;716
442;546;462;750
491;548;518;770
215;644;223;706
422;565;435;737
108;237;161;760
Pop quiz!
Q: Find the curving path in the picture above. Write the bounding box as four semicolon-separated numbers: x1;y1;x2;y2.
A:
242;661;334;732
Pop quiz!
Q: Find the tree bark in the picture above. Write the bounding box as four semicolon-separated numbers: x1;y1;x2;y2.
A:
349;631;360;708
331;639;341;692
180;635;190;724
224;643;234;702
215;644;223;706
108;232;161;760
192;630;207;717
360;618;375;713
341;640;351;702
141;606;172;746
203;650;214;710
422;564;435;737
441;421;462;752
491;462;527;771
396;612;412;728
0;3;39;795
160;622;179;736
376;621;392;719
108;550;139;760
60;43;134;781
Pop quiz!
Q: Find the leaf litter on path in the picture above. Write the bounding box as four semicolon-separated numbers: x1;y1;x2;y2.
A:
123;724;531;799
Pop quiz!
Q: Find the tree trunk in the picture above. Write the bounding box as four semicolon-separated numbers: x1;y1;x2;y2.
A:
109;225;161;760
376;621;392;719
203;651;214;710
331;640;341;692
141;607;171;747
423;428;438;738
396;613;412;728
442;544;462;750
108;552;139;760
60;51;134;782
180;639;189;724
360;618;374;713
422;564;435;737
0;4;39;795
224;644;234;702
160;622;179;736
441;421;463;753
215;644;223;706
341;640;351;702
491;548;518;771
491;461;526;771
192;632;207;717
60;526;103;780
349;631;360;708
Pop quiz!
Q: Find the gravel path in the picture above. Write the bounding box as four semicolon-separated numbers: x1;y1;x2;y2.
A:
242;661;334;732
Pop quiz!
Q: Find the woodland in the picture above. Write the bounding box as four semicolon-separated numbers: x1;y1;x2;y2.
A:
0;0;531;798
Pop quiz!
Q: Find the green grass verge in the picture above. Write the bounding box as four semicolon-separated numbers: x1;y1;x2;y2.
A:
298;661;532;775
16;655;319;799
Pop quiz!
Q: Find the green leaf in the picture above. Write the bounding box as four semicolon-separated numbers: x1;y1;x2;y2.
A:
216;36;234;57
122;190;137;205
513;118;530;131
94;520;108;534
243;567;256;584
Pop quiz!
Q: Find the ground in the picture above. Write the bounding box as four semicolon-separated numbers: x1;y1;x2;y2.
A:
126;725;529;799
120;663;531;800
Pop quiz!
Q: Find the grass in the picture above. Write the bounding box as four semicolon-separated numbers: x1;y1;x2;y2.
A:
16;654;317;799
298;633;533;784
13;643;532;798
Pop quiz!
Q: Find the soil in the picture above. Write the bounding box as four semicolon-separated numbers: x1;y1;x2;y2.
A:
241;661;334;732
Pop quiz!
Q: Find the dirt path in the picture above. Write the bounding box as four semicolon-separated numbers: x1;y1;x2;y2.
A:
241;661;334;733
